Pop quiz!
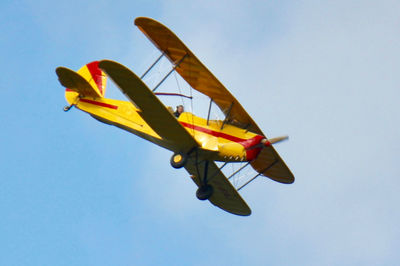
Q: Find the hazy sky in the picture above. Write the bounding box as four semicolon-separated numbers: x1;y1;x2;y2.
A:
1;1;399;265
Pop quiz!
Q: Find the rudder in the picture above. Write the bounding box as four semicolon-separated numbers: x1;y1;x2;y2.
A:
77;61;107;97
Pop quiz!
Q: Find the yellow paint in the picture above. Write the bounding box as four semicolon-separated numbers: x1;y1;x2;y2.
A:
65;90;162;142
65;89;260;161
173;154;182;163
77;64;107;97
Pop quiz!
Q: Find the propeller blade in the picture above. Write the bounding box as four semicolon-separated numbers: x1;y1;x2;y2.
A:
261;135;289;146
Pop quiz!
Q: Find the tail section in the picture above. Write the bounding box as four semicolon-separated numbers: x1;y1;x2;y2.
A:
77;61;107;97
56;61;107;100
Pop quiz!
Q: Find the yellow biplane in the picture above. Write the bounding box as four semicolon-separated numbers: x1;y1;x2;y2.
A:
56;17;294;216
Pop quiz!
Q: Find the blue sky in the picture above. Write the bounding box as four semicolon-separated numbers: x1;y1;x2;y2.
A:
1;0;399;265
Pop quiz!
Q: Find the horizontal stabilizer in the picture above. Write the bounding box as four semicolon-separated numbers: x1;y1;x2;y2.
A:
56;61;106;98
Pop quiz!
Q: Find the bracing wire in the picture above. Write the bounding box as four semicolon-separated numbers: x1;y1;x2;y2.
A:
173;71;186;108
173;71;195;136
189;84;195;136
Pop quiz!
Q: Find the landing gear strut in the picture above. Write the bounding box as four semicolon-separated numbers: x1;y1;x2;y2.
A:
170;152;187;169
195;160;213;200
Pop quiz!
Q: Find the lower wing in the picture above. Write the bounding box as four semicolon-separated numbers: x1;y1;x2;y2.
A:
185;154;251;216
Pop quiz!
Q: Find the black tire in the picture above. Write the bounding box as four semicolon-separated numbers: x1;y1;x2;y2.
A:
170;153;187;169
196;185;213;200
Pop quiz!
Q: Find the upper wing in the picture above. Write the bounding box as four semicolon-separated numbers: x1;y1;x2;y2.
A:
98;60;198;154
184;155;251;216
134;17;295;184
134;17;263;135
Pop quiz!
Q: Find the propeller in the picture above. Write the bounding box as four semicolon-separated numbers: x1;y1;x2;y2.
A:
261;135;289;147
246;135;289;151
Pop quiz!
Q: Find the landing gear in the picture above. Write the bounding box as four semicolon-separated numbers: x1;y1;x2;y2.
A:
195;160;213;200
170;152;187;169
196;185;213;200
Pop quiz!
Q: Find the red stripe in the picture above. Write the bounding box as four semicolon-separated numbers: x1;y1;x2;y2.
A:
180;121;264;160
66;88;75;92
80;99;118;109
86;61;103;95
180;121;246;143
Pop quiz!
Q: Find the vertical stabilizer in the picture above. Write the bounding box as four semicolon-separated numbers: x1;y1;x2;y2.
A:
77;61;107;97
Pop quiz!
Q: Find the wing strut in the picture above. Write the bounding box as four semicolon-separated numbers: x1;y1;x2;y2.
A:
154;92;192;99
227;161;252;180
202;160;209;185
206;98;213;125
220;102;234;130
237;159;279;191
141;52;165;79
152;53;188;92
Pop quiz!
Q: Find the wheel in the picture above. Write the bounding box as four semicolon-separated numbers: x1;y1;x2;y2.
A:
170;153;187;169
196;185;213;200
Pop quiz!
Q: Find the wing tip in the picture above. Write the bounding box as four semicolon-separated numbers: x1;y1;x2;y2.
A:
98;59;126;74
55;66;76;88
264;174;295;184
209;197;252;216
98;59;114;67
134;16;159;27
221;207;252;216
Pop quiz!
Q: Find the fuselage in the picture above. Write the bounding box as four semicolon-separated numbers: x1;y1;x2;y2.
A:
65;90;264;162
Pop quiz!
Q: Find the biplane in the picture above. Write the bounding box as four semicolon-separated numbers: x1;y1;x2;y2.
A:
56;17;294;216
